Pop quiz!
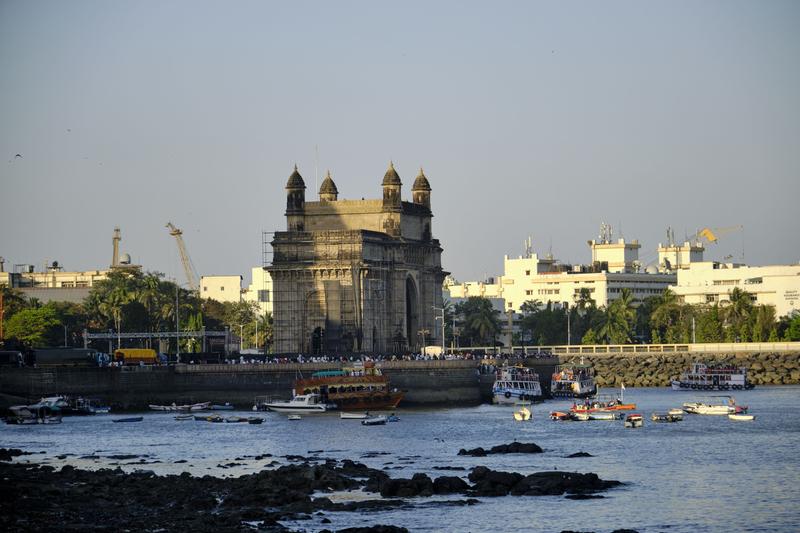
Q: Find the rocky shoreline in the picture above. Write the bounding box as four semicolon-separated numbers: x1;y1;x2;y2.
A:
0;446;626;532
583;351;800;388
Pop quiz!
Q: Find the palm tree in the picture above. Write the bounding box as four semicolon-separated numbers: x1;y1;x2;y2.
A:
597;288;636;344
723;287;754;341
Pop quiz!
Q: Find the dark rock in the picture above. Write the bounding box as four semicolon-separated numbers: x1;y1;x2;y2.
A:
432;466;465;471
565;494;604;499
0;448;29;462
334;527;408;533
611;530;640;533
174;459;188;464
459;442;542;456
567;452;594;458
321;517;331;523
432;476;470;494
379;473;434;497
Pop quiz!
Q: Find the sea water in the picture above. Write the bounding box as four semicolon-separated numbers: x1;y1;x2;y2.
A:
3;386;799;532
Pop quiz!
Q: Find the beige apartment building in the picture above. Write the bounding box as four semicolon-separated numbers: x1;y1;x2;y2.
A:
670;262;800;317
200;275;243;303
447;237;677;313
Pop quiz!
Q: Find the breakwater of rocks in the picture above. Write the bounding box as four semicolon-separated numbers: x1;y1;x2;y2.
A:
578;352;800;389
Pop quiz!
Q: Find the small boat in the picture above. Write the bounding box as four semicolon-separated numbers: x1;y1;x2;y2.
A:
5;405;62;425
210;403;235;411
570;411;590;422
112;416;143;423
247;417;264;424
668;408;684;418
225;416;248;423
492;365;543;404
149;402;211;412
287;414;302;421
174;414;194;421
588;411;618;421
683;396;745;416
340;412;370;420
513;406;532;421
255;394;330;414
361;415;388;426
386;414;400;422
728;414;755;421
651;412;682;423
205;415;224;423
624;414;643;428
550;411;570;421
193;415;208;421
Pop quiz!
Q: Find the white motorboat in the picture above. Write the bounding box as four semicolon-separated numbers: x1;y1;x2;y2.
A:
149;402;210;412
287;414;302;421
258;394;330;414
340;412;370;419
513;406;532;421
683;396;745;416
728;414;755;421
588;411;618;421
361;415;387;426
624;413;644;428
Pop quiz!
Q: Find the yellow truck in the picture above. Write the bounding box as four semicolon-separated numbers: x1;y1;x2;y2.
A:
114;348;158;365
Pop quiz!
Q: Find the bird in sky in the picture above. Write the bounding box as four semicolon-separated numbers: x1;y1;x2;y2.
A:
14;154;22;158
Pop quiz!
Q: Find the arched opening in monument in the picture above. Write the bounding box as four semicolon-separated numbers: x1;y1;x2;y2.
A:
311;327;323;355
405;276;418;351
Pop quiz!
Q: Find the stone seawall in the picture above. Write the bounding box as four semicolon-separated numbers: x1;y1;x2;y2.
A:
0;360;482;410
578;352;800;389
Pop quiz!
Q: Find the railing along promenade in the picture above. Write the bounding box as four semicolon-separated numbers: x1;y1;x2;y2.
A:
451;342;800;357
174;359;481;373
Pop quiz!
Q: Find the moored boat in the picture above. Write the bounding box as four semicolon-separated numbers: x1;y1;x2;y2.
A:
551;361;596;398
149;402;211;412
513;406;532;421
651;412;682;423
112;416;143;423
247;417;264;424
5;405;62;425
225;416;249;423
294;361;404;411
174;414;194;421
492;365;542;404
361;415;388;426
728;413;755;421
683;396;745;415
624;413;644;428
588;411;619;421
671;362;754;391
570;411;590;422
210;403;235;411
254;393;330;414
550;411;570;421
287;414;302;421
340;412;370;419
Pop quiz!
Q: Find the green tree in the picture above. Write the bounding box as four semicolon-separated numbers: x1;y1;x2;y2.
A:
596;288;636;344
454;297;500;346
695;305;723;342
723;287;753;341
751;305;777;342
5;306;61;347
784;313;800;341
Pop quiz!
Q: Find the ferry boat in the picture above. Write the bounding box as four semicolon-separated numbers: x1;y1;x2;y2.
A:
492;365;543;404
550;361;596;398
671;362;754;391
293;361;404;411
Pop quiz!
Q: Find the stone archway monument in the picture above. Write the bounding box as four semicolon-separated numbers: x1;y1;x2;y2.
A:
268;164;448;354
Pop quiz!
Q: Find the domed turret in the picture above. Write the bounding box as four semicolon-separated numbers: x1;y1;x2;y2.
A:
285;165;306;231
319;170;338;201
412;167;431;209
382;161;402;211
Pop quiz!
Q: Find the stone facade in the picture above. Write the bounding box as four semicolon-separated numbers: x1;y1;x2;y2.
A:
268;164;447;354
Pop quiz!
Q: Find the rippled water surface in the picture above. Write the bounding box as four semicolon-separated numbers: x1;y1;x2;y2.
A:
3;386;800;532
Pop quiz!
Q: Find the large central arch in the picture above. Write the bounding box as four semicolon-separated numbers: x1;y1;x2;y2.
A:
405;275;419;351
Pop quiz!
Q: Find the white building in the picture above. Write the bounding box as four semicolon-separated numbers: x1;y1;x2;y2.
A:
670;262;800;317
200;275;243;303
447;237;676;313
242;267;274;316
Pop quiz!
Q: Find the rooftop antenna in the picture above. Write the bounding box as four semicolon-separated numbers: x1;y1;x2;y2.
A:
314;145;319;193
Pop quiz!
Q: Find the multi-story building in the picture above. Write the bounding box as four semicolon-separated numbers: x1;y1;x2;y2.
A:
243;266;274;317
670;262;800;317
199;275;243;303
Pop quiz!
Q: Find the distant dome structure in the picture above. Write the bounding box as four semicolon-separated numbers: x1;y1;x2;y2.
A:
120;253;131;265
319;170;338;201
286;164;306;190
411;167;432;209
382;161;402;186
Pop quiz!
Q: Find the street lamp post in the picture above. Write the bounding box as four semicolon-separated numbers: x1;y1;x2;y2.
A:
239;324;244;353
417;329;429;353
63;325;68;347
433;306;445;354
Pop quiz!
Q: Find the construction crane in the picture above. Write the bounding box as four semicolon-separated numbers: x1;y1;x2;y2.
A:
693;225;743;245
166;222;199;292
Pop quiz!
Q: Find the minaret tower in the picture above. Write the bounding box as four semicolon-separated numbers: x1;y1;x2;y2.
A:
286;165;306;231
411;167;431;210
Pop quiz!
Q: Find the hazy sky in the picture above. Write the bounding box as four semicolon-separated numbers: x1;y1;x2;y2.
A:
2;1;798;285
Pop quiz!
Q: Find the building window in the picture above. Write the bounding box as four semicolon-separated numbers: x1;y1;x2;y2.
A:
203;286;208;292
525;270;530;276
220;286;225;291
258;290;270;302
